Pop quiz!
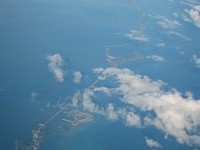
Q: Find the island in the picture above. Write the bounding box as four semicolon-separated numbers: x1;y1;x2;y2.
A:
62;110;93;126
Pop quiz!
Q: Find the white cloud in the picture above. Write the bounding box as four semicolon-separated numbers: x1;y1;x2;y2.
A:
82;89;103;114
185;9;200;27
193;55;200;68
146;55;166;62
71;91;81;107
30;92;38;103
156;16;181;29
117;108;141;127
145;137;163;149
106;103;119;121
93;67;200;147
93;87;112;96
181;1;200;27
47;53;65;82
81;82;142;125
82;89;96;112
156;43;166;48
125;111;141;127
125;30;150;42
81;85;140;124
73;71;82;84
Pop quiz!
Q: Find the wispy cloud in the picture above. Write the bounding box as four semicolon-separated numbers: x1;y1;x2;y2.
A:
125;30;150;42
166;31;192;41
47;53;65;82
30;92;38;103
146;55;166;62
73;71;82;84
156;16;181;29
173;12;179;18
145;137;163;149
181;1;200;8
193;55;200;68
156;43;166;48
182;13;192;22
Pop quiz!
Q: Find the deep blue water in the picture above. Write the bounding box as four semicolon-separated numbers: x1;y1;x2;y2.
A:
1;0;200;149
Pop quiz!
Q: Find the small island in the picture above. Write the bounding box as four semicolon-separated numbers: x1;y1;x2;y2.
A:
62;110;93;126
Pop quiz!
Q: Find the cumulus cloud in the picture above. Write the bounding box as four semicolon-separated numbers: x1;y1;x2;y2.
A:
125;30;150;42
47;53;65;82
106;103;119;121
75;80;141;124
193;55;200;68
146;55;166;62
145;137;163;149
93;67;200;147
185;9;200;27
82;89;103;114
68;66;200;147
117;108;141;127
73;71;82;84
93;87;112;96
124;111;141;127
156;16;181;29
71;91;81;107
